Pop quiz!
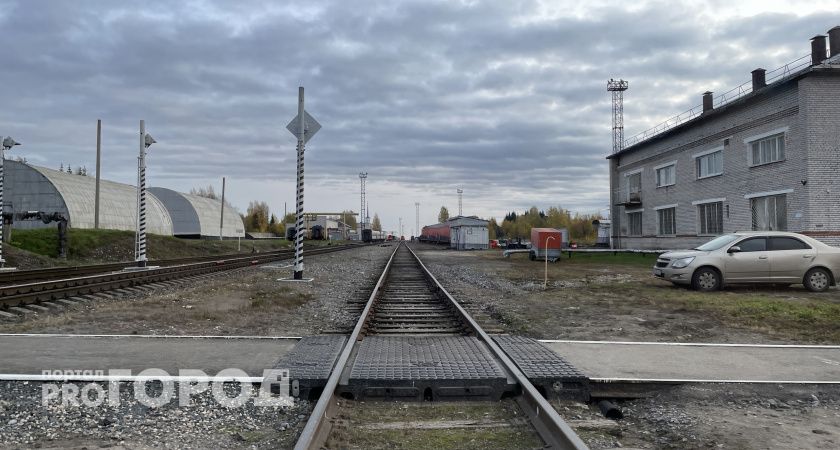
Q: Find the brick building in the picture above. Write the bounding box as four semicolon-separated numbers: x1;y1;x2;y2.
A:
608;27;840;249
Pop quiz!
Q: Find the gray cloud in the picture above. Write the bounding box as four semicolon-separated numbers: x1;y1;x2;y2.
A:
0;0;835;230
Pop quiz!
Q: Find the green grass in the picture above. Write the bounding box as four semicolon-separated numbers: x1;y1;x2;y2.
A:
586;280;840;343
8;228;292;262
558;251;662;267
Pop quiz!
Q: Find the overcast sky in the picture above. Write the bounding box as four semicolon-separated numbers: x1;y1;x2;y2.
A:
0;1;836;234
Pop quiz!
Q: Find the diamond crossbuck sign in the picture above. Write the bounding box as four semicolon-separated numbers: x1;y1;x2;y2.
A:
286;111;321;143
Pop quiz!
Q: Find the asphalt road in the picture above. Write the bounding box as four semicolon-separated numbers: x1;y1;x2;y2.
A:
0;334;297;377
543;340;840;382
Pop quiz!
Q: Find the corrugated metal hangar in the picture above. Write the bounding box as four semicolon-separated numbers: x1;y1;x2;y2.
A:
5;160;244;238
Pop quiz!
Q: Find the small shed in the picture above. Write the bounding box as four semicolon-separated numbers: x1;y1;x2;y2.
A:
449;216;489;250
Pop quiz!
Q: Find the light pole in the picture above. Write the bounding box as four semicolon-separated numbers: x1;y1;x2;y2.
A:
544;235;556;290
0;136;20;269
135;121;155;268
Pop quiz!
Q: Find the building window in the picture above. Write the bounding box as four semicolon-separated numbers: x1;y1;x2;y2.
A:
656;164;675;187
627;172;642;202
657;207;676;236
628;212;642;236
696;151;723;178
697;202;723;235
749;133;785;166
751;194;787;231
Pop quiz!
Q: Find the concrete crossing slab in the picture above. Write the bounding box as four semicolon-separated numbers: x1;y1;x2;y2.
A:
541;340;840;383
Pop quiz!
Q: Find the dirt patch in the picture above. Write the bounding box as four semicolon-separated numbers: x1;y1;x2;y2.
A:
568;384;840;450
414;244;840;344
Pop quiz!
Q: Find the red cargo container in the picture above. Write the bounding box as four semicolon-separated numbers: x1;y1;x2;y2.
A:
530;228;564;260
421;223;451;244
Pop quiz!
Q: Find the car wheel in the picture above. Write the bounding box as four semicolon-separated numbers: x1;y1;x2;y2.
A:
692;267;720;292
804;268;831;292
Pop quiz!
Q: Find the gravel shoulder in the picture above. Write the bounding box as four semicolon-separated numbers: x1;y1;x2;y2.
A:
0;244;394;449
0;244;392;336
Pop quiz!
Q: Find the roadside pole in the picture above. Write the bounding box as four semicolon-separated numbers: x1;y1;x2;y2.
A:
280;87;320;283
0;136;20;271
544;235;556;290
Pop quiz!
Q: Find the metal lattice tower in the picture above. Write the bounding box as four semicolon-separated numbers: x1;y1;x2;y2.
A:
457;189;463;216
359;172;367;233
415;202;419;238
607;79;629;154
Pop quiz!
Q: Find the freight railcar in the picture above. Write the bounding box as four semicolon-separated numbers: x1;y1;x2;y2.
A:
420;222;451;245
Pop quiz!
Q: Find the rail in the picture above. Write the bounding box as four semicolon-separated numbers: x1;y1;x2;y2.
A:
294;242;588;449
0;243;348;285
0;244;365;309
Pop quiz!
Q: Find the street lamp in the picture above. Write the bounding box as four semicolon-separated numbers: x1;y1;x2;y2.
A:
135;121;155;268
0;137;20;269
544;235;556;290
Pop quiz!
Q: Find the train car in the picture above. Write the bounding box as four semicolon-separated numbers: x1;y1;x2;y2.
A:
420;222;451;245
310;225;325;240
362;229;373;242
286;226;296;240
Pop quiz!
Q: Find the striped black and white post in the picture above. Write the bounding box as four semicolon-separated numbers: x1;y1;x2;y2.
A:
293;87;306;279
135;121;155;268
0;137;20;269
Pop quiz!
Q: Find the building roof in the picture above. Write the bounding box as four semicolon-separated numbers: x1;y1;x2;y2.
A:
608;57;840;160
148;187;244;238
448;216;489;227
27;163;173;235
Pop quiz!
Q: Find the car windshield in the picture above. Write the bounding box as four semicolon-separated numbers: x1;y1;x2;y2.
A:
693;234;741;251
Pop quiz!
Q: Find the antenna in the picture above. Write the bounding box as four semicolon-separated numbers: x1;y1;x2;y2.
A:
607;79;629;154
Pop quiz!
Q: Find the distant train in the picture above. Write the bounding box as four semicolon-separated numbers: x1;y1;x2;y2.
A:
418;222;450;245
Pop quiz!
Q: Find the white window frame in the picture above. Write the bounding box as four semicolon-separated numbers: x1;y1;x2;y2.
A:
693;147;723;179
654;204;677;237
695;200;724;236
625;170;642;202
744;127;788;167
750;194;787;231
627;211;643;237
653;160;677;188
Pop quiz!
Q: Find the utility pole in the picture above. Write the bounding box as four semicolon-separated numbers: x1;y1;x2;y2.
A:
399;217;402;238
94;119;101;229
0;136;20;270
416;204;421;237
134;121;155;268
219;176;226;240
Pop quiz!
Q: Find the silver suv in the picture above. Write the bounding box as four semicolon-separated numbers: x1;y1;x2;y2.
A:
653;232;840;292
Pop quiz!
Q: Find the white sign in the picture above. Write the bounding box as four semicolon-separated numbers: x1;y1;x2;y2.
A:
286;111;321;143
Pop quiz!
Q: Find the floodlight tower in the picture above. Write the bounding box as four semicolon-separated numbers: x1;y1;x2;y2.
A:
607;79;629;154
457;189;463;216
359;172;368;235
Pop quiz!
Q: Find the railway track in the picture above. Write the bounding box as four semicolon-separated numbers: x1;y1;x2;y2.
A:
293;242;587;449
0;243;365;311
0;244;335;286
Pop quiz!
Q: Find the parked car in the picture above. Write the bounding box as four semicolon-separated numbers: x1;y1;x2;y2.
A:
653;231;840;292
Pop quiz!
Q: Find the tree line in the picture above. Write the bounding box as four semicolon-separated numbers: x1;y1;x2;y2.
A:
492;206;600;244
